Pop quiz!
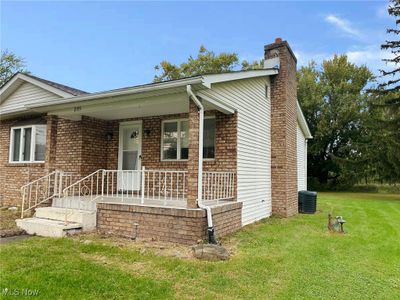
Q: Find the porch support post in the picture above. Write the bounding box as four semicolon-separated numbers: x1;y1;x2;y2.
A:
187;99;199;209
45;115;58;172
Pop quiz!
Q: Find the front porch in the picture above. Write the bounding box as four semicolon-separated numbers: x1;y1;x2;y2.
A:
19;168;241;244
57;168;236;211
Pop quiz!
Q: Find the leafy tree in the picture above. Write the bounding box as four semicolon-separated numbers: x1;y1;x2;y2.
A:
0;50;27;86
366;0;400;183
154;45;264;82
241;58;264;70
297;55;373;188
154;46;239;82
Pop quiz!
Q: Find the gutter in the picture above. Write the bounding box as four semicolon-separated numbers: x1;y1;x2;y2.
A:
25;77;204;110
186;85;217;244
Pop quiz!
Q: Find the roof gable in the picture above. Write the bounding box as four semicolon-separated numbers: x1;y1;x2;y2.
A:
1;72;88;102
0;73;88;116
0;81;64;115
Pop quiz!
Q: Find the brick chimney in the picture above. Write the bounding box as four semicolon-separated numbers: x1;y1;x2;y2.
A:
265;38;298;217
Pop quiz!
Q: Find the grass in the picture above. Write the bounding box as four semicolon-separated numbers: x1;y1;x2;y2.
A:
0;208;24;237
1;193;399;299
0;208;20;231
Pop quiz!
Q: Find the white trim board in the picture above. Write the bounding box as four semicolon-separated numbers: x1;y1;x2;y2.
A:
1;73;75;103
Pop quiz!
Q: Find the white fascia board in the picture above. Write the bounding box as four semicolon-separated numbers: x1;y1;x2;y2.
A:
197;92;235;114
26;77;203;110
0;78;23;103
22;70;277;114
297;101;313;139
0;73;73;103
0;109;34;120
201;69;279;88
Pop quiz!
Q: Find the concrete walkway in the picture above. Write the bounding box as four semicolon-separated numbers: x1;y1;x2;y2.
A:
0;235;32;244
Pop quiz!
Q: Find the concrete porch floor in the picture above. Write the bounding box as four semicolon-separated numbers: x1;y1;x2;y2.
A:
52;194;235;211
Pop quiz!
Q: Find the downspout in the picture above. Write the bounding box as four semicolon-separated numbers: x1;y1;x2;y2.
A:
186;85;217;244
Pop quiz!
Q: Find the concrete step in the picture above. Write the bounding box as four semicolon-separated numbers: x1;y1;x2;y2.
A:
35;207;96;231
52;197;97;211
16;218;82;238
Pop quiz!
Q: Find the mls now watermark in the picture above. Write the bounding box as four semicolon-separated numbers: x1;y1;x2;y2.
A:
2;288;40;297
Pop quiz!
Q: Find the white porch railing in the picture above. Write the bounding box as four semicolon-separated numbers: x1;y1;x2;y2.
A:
62;169;104;202
202;171;235;201
20;170;79;218
61;168;235;206
62;168;188;205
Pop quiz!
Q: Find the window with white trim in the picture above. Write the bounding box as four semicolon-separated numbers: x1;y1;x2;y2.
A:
161;117;215;160
9;125;47;163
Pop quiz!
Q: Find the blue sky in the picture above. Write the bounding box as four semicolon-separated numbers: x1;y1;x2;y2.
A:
1;1;394;92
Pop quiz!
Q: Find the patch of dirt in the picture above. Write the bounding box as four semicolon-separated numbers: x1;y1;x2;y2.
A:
75;233;195;259
73;232;239;261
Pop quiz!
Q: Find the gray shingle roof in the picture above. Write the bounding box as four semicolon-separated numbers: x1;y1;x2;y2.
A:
23;73;88;96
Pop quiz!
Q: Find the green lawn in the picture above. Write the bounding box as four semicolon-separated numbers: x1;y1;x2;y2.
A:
1;193;399;299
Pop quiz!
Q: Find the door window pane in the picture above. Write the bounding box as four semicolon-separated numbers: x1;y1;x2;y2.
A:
180;120;189;159
23;128;32;161
12;129;21;161
163;122;178;159
123;127;139;151
123;151;138;170
35;126;46;161
203;118;216;159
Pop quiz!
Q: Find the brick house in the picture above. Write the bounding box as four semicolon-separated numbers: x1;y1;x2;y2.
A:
0;39;312;244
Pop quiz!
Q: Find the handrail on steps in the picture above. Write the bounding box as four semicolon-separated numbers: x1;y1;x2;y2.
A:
62;169;105;202
20;170;78;218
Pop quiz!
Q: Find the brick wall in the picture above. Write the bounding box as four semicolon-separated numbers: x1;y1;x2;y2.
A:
106;111;237;173
80;116;108;174
97;202;242;245
265;38;298;217
54;118;83;174
54;116;108;175
187;99;200;208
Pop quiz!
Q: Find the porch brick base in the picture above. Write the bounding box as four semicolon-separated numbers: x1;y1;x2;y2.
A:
96;202;243;245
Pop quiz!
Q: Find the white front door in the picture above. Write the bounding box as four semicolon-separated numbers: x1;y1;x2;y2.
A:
118;122;142;191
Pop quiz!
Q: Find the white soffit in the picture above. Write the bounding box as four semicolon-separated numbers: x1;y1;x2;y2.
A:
201;69;279;88
24;69;278;117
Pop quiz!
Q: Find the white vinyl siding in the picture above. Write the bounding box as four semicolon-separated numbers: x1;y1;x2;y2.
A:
297;124;307;191
0;82;61;113
198;77;271;225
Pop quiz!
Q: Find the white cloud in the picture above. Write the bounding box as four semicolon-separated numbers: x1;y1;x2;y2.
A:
293;45;394;76
324;14;363;39
346;45;395;74
376;4;390;19
294;50;331;67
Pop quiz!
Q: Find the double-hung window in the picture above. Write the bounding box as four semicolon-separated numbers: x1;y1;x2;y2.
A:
9;125;46;163
161;117;215;160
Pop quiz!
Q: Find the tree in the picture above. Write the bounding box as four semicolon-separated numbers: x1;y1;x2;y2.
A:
0;50;27;87
154;45;264;82
241;59;264;70
367;0;400;183
297;55;373;188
